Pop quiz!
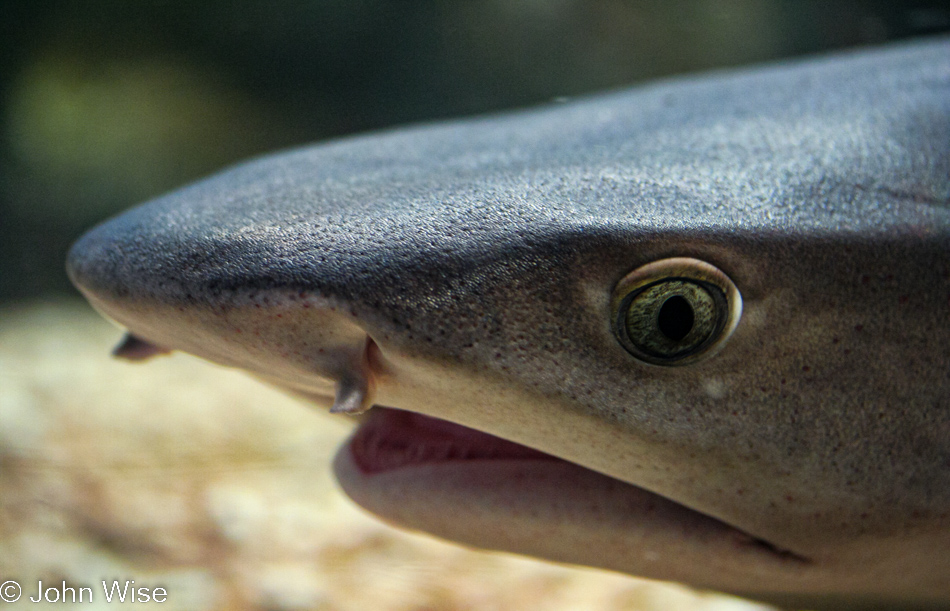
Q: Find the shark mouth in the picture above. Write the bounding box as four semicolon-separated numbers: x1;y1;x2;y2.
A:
348;407;557;474
108;333;808;574
340;406;808;567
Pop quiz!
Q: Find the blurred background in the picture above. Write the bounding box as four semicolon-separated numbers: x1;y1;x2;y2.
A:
2;0;949;302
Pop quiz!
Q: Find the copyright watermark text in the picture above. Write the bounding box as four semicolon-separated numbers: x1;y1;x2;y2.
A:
0;580;167;604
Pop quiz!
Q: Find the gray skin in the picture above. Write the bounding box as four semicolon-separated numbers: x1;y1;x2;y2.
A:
68;37;950;610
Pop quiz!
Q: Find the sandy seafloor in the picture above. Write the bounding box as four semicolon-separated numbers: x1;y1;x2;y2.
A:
0;301;776;611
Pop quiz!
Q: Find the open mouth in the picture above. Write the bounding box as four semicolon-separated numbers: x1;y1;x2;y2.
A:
344;406;808;565
100;328;809;572
349;407;557;474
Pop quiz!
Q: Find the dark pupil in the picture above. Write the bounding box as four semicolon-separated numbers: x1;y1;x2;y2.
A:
657;295;693;341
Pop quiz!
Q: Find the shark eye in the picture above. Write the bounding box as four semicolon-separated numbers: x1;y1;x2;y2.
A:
611;258;742;365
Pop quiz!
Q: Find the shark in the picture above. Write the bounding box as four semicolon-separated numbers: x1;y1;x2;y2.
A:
67;37;950;610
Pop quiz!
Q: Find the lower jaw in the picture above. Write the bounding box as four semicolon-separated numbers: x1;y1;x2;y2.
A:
339;406;807;566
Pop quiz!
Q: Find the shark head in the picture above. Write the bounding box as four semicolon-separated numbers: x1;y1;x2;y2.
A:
68;38;950;610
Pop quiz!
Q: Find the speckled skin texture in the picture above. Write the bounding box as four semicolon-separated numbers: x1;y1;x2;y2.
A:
69;38;950;609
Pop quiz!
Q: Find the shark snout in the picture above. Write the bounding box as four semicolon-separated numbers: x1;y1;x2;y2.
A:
67;218;137;304
67;204;387;416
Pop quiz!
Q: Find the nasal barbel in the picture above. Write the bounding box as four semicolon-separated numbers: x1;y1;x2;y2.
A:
611;258;742;366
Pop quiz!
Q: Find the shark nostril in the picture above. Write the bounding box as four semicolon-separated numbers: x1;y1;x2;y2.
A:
329;336;380;416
